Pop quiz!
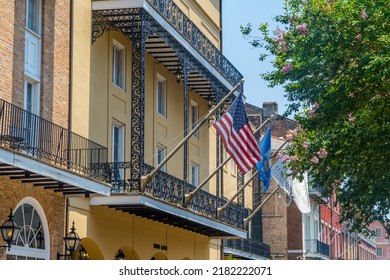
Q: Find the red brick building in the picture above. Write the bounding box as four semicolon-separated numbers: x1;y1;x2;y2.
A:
369;222;390;260
0;0;110;260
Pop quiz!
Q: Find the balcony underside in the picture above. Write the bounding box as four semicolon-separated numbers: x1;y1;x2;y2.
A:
90;195;247;238
92;0;243;102
0;148;110;196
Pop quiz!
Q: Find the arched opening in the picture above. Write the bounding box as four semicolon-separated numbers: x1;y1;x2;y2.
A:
113;245;140;260
151;252;168;260
6;197;50;260
73;238;104;260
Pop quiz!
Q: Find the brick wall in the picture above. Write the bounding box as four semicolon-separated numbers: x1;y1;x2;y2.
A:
0;1;25;105
0;0;70;127
0;177;65;260
41;0;70;127
287;200;303;259
262;180;288;260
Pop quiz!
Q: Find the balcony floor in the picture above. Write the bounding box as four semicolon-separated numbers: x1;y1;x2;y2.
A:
90;194;247;238
0;148;110;196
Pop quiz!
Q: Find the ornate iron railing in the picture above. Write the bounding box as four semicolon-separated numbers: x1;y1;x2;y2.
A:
305;239;330;257
104;162;248;229
146;0;242;86
0;99;108;180
224;238;271;259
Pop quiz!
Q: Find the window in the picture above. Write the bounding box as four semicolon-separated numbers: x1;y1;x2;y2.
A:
191;162;199;186
26;0;40;34
112;41;126;90
156;144;167;172
231;159;237;175
376;248;383;257
7;198;49;260
375;228;382;238
157;74;167;117
24;80;39;115
222;147;227;170
191;101;199;138
25;0;41;79
112;123;124;180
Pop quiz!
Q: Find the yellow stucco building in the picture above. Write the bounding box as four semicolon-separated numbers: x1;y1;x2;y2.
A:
67;0;265;260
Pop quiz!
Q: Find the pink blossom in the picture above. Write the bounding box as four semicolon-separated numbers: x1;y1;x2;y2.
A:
278;41;288;52
296;23;309;35
282;155;290;162
290;155;298;161
317;148;328;159
302;141;309;149
356;34;362;40
348;113;356;122
312;102;319;109
308;109;316;116
274;29;286;43
289;129;298;137
348;93;355;98
360;10;368;20
282;63;292;73
311;157;319;164
296;126;302;133
276;152;284;159
286;133;293;141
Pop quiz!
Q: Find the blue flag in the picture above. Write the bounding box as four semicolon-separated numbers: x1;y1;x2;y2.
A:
256;127;271;192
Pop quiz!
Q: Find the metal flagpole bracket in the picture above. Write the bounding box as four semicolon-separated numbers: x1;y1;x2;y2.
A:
185;117;271;207
140;80;244;192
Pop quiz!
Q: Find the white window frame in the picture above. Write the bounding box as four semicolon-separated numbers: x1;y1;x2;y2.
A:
190;101;199;139
112;40;126;90
156;144;167;172
375;228;382;238
24;79;40;115
156;74;167;117
191;161;199;186
26;0;41;35
112;122;125;162
222;147;227;171
7;197;50;260
376;248;383;257
231;158;237;176
112;122;125;179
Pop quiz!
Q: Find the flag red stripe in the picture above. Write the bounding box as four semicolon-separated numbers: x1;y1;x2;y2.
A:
214;115;250;172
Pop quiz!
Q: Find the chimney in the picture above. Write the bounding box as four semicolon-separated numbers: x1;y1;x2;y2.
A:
262;102;278;120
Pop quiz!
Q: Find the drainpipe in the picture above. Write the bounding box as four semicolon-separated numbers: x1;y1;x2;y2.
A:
219;0;223;52
68;0;74;132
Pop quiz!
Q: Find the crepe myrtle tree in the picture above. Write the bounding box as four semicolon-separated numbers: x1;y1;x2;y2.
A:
242;0;390;234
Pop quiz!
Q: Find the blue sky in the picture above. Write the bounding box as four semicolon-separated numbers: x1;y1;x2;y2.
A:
222;0;288;115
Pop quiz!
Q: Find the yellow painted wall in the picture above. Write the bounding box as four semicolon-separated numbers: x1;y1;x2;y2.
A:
71;0;92;139
69;197;210;260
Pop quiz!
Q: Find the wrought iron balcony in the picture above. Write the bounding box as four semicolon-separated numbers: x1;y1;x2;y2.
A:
305;239;330;258
105;162;248;230
92;0;243;96
145;0;242;86
224;238;271;259
0;99;108;181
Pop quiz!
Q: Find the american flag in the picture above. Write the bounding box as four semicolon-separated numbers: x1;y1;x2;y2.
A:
213;95;261;174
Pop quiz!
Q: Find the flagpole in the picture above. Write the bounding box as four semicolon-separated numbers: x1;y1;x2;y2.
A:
243;139;290;227
244;186;279;227
217;138;289;219
217;170;259;219
140;80;244;192
184;117;271;206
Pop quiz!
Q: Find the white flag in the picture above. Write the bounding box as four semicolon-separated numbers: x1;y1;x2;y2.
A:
271;158;292;196
292;172;311;213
